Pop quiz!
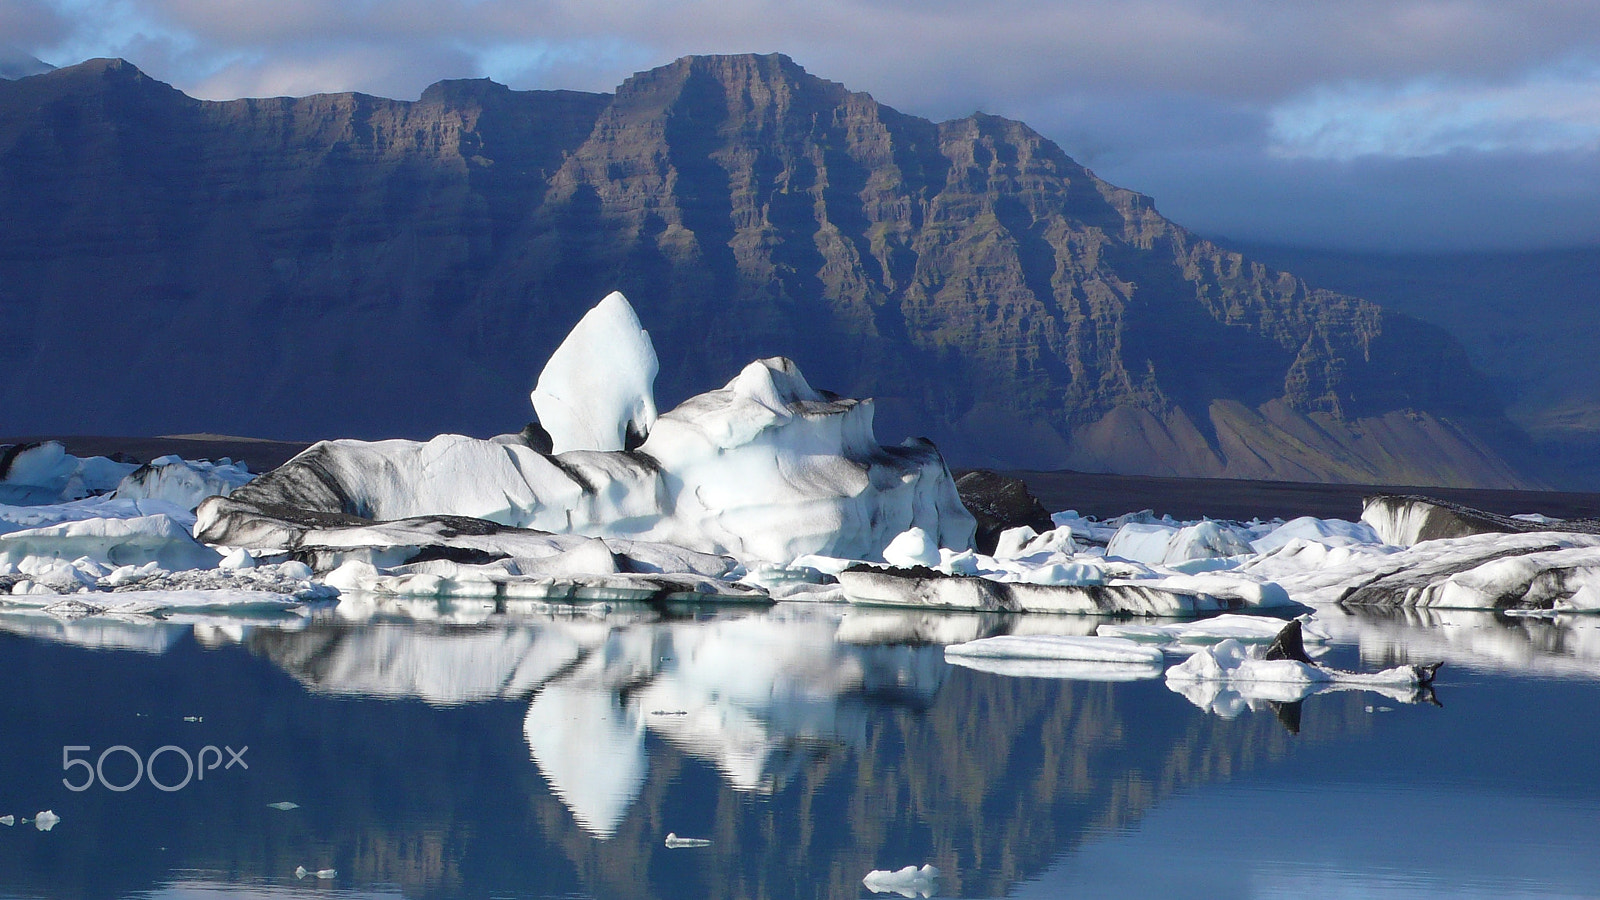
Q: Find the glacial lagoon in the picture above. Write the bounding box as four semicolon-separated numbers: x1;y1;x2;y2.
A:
3;602;1599;900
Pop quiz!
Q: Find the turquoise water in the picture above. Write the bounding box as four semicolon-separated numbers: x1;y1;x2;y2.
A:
1;604;1597;899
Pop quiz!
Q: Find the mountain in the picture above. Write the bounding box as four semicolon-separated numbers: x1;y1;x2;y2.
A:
1230;243;1600;490
0;54;1536;488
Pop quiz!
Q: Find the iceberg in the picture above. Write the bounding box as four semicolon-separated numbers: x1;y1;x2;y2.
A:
1362;494;1600;547
112;456;253;511
0;441;137;505
196;293;974;570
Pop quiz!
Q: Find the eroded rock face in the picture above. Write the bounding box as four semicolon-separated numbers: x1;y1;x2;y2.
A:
0;54;1535;486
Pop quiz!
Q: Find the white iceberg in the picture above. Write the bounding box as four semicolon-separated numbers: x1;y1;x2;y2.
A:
0;442;137;504
196;294;974;570
0;513;221;574
112;455;253;511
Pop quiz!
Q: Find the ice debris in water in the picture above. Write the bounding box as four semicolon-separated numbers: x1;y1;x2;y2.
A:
863;864;940;898
663;832;712;848
294;866;336;879
0;815;13;826
32;810;59;832
267;801;299;811
1166;621;1439;688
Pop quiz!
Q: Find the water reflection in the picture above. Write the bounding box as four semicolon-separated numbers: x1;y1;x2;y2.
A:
0;602;1598;899
1320;605;1600;679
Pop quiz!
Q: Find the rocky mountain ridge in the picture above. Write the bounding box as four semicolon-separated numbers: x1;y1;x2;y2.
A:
0;54;1536;487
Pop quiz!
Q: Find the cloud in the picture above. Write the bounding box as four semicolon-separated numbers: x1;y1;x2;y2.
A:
14;0;1600;250
1270;64;1600;159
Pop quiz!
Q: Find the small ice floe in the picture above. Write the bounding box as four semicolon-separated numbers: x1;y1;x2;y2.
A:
183;716;203;723
663;832;712;848
294;866;336;879
266;801;300;811
862;864;940;898
945;634;1164;681
946;635;1164;665
1165;620;1440;723
0;814;13;826
31;810;59;832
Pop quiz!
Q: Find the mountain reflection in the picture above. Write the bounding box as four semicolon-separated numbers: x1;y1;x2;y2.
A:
7;601;1591;899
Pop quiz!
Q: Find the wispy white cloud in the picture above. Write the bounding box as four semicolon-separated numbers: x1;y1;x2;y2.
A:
1270;63;1600;159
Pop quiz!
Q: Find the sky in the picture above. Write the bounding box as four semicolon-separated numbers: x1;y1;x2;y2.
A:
6;0;1600;252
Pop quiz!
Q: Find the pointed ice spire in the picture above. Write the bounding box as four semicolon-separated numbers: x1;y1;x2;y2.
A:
531;291;659;455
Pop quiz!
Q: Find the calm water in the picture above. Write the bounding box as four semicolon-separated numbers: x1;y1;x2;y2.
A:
1;602;1598;900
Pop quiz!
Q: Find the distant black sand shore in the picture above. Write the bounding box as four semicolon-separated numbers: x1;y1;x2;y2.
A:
7;434;1598;522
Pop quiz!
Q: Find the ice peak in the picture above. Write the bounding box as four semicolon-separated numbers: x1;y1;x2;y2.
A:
531;291;659;455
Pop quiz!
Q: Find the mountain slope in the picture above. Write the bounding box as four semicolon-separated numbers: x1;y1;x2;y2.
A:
0;54;1536;488
1231;243;1600;489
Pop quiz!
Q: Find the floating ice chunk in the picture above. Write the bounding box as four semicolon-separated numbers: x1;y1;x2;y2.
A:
945;634;1164;665
267;801;299;811
32;810;58;832
1251;516;1382;554
664;832;712;848
293;866;336;879
992;526;1037;560
531;291;659;454
1166;521;1254;562
1105;522;1176;564
113;458;253;511
219;548;257;571
1166;632;1435;691
0;514;220;573
947;655;1163;681
1;442;141;505
0;815;13;826
884;527;942;568
863;864;939;898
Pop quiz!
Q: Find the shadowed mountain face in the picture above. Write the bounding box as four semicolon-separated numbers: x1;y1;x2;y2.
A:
0;54;1534;487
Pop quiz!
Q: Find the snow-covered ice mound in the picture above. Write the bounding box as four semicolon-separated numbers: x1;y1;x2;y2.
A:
1247;530;1600;611
197;293;973;573
0;441;137;505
